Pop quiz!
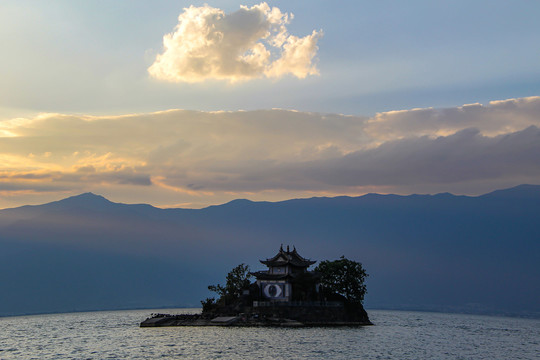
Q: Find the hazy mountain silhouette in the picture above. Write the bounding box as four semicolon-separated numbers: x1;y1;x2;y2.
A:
1;185;539;317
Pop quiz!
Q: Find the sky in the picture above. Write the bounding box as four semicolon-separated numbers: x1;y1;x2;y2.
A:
1;0;540;209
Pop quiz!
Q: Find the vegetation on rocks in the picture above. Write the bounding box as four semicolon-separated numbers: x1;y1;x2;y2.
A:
315;256;368;304
202;263;252;312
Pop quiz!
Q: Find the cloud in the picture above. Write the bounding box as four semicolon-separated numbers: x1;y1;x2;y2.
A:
286;125;540;188
148;3;322;83
1;96;540;207
365;96;540;142
151;125;540;193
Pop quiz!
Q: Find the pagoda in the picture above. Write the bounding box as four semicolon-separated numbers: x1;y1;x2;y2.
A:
251;245;318;302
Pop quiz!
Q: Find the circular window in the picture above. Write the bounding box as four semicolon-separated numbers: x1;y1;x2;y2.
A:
263;283;283;298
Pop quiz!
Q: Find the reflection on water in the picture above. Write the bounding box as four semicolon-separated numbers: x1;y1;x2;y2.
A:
0;309;539;359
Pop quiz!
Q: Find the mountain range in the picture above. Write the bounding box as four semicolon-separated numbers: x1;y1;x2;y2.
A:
1;185;539;317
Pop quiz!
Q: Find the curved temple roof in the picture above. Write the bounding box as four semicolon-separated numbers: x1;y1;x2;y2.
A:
260;245;316;268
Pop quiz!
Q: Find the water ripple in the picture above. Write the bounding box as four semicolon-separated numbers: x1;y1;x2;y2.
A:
0;309;539;359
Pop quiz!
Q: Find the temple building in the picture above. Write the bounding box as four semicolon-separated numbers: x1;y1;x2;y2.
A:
251;245;319;302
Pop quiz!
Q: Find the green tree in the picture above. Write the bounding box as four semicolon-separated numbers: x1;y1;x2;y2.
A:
315;256;368;304
200;297;216;313
208;263;252;304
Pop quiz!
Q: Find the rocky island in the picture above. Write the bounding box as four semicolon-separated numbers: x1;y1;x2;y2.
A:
141;246;372;327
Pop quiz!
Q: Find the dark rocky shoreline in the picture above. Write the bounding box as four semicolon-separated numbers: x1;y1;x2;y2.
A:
140;313;373;328
140;303;373;328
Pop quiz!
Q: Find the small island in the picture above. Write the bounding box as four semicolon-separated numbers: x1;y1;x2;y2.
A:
141;246;372;327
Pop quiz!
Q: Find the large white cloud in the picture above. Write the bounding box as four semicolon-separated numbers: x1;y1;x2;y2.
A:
148;3;322;83
1;96;540;208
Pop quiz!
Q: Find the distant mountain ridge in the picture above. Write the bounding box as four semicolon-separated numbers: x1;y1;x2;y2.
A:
1;185;539;317
4;183;540;213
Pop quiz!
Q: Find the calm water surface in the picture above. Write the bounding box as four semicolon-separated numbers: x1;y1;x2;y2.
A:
0;309;538;359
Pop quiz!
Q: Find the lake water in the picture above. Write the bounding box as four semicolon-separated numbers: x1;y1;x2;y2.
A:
0;309;538;359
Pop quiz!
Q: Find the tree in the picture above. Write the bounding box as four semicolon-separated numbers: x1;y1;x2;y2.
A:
208;263;252;304
200;297;217;313
314;256;368;304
